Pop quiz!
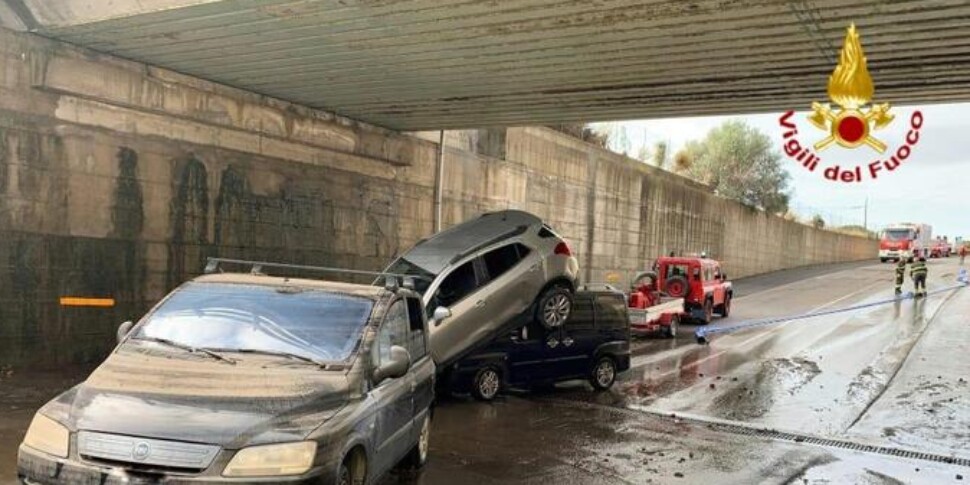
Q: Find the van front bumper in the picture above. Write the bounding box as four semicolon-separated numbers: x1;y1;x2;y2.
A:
18;444;335;485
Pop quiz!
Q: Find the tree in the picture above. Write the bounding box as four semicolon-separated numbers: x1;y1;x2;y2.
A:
812;214;826;229
678;120;792;214
651;141;668;169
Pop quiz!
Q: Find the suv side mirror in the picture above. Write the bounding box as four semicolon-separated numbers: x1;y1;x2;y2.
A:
116;321;134;344
432;306;451;326
374;345;410;384
722;272;728;281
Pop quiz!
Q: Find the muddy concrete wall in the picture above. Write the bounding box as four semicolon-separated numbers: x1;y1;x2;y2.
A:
0;28;876;369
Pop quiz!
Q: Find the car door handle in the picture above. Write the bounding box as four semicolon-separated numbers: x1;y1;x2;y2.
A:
475;300;487;308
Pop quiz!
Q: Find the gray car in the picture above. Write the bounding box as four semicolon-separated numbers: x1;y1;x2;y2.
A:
18;259;435;485
384;210;580;367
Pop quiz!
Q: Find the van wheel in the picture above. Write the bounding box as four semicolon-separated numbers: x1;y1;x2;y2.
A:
399;413;430;470
536;286;572;329
471;367;501;401
339;450;366;485
662;316;679;338
590;357;617;390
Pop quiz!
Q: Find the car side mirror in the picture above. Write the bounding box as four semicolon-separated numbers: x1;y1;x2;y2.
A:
432;306;451;326
374;345;411;384
116;321;134;344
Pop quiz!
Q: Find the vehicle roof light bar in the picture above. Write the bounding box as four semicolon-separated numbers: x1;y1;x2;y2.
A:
203;258;431;290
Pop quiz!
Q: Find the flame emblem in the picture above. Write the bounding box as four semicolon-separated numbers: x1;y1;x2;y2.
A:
808;24;893;152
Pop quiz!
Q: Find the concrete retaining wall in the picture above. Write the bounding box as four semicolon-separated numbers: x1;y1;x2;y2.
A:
0;28;876;368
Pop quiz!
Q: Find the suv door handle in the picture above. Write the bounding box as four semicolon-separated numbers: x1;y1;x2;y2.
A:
474;300;487;308
529;263;540;272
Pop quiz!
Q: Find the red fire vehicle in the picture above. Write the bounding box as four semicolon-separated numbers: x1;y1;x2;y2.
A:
627;256;733;336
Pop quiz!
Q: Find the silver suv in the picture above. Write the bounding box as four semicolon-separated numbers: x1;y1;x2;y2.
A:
384;210;579;367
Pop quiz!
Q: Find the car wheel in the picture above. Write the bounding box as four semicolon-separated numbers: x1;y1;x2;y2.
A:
662;315;678;339
471;367;501;401
665;275;689;298
339;451;366;485
590;357;617;390
719;295;732;317
399;413;431;470
536;286;572;329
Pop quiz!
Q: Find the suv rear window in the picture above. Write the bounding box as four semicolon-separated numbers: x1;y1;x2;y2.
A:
538;224;558;238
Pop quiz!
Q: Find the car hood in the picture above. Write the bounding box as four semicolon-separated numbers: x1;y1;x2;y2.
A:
45;346;358;448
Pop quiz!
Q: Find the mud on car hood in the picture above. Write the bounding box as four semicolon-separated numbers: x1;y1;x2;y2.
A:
45;347;355;449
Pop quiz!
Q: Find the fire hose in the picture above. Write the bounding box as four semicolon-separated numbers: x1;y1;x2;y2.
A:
694;270;969;344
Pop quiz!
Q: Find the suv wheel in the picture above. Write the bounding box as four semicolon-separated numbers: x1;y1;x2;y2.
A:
662;315;679;339
590;357;617;390
536;286;572;329
399;414;431;470
719;295;732;318
471;367;501;401
665;276;689;298
339;451;366;485
700;300;713;325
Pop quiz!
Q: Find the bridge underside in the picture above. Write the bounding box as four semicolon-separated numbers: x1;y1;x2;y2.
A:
3;0;969;130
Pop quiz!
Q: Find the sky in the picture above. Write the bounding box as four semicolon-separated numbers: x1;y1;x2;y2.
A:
592;103;970;241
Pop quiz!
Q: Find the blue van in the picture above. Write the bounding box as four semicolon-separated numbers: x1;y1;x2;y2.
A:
447;286;631;400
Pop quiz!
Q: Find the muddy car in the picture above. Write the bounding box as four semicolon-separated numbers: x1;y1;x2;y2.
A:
18;260;435;485
383;210;580;367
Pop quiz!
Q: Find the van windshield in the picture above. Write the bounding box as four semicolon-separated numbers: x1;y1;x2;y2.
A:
132;282;373;362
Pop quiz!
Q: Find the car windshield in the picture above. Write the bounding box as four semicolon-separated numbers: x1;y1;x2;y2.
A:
383;257;435;295
132;282;373;362
883;229;914;241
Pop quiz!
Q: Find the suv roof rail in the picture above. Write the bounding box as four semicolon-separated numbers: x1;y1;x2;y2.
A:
203;258;430;291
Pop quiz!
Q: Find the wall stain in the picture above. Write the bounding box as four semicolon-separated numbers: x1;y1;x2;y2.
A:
168;154;210;289
110;147;144;239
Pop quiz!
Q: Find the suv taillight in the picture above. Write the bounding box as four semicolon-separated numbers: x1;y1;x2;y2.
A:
554;242;572;256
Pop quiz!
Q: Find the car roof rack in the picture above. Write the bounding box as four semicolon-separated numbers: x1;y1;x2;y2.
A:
203;258;430;291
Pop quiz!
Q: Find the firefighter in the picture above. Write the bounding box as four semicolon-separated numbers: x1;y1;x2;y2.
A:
960;245;967;265
911;256;928;297
893;258;906;295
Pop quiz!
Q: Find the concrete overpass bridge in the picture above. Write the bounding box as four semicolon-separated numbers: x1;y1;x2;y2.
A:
2;0;968;130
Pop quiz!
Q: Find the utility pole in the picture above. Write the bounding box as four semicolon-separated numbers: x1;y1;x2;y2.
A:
863;196;869;236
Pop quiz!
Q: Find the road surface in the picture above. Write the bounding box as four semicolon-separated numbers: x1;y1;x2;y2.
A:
2;259;968;484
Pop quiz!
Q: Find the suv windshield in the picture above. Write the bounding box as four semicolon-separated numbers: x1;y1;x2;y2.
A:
883;229;914;241
133;282;373;362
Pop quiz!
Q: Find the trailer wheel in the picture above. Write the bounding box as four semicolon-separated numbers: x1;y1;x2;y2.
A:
880;258;887;263
662;316;679;338
665;276;689;298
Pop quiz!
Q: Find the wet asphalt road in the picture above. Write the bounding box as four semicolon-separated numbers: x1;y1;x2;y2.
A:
3;259;969;484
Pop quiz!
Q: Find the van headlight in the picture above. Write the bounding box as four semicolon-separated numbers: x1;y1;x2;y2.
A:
223;441;316;477
22;414;69;458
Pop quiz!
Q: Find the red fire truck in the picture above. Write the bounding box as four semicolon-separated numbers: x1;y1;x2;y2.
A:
879;223;932;262
627;256;733;337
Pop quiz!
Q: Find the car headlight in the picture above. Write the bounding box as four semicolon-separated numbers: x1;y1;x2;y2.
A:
22;414;69;458
223;441;316;477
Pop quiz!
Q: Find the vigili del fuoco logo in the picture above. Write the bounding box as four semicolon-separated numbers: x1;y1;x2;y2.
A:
779;24;923;183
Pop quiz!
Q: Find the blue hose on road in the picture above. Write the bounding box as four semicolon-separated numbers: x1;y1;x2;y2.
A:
695;271;969;344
